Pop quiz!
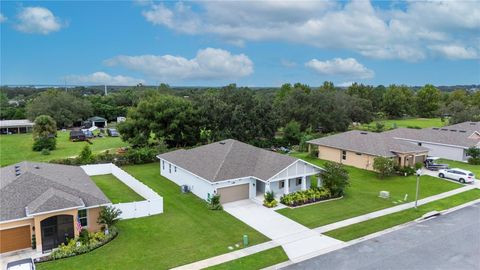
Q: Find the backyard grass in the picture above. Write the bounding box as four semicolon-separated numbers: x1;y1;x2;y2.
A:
91;174;144;203
438;159;480;176
277;152;462;229
324;189;480;241
37;163;269;270
205;247;288;270
357;117;445;131
0;132;127;167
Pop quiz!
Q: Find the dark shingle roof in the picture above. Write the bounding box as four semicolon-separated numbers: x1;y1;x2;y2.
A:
308;130;429;157
1;162;110;222
157;139;298;182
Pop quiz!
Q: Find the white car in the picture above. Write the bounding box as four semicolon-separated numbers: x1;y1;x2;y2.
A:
6;258;35;270
438;168;476;184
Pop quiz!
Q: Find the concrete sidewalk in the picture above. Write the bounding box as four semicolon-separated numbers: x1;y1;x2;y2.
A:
315;184;475;233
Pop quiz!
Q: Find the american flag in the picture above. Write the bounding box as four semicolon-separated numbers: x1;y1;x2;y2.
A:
76;216;83;231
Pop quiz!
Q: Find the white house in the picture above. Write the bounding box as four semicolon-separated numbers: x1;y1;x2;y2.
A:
157;139;323;204
384;121;480;162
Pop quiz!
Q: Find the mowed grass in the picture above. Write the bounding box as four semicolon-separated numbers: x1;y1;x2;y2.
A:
37;163;269;270
91;174;144;203
357;118;445;131
205;247;288;270
325;189;480;241
438;159;480;176
0;132;127;167
277;152;462;228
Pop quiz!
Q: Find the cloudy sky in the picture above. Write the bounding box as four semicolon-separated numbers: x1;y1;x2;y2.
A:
1;0;479;86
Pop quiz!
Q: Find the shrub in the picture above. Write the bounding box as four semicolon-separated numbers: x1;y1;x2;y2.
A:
373;157;396;178
414;162;423;170
280;187;333;207
466;147;480;165
78;145;95;164
78;229;90;245
32;137;56;151
124;147;157;164
397;166;416;176
321;161;350;197
309;147;319;158
207;194;223;210
263;191;278;208
41;148;50;155
468;157;480;165
97;206;122;229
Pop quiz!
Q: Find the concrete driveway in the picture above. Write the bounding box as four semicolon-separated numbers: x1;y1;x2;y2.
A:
283;202;480;270
223;200;342;261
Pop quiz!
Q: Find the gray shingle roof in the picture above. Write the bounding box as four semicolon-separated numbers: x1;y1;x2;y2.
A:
384;123;480;148
1;162;110;222
308;130;429;157
157;139;298;182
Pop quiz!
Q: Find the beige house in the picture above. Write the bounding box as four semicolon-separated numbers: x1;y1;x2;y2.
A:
0;162;110;254
308;130;429;171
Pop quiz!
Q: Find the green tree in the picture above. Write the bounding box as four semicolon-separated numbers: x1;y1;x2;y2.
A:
466;147;480;165
373;157;396;178
78;145;95;164
382;85;415;118
283;120;302;145
321;161;350;197
32;115;57;151
26;90;92;127
416;84;441;117
97;206;122;229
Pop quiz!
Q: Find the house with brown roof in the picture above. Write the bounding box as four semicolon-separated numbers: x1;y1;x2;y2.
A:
308;130;429;171
157;139;323;204
0;162;111;254
384;121;480;162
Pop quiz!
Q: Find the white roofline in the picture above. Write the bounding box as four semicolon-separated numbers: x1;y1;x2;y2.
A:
392;137;472;149
267;159;323;182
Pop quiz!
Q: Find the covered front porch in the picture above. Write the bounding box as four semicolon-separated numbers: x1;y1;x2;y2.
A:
396;151;428;167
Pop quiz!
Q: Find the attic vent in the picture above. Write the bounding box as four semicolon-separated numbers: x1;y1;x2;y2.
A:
360;132;368;135
15;171;21;176
219;142;226;145
441;129;448;131
459;130;467;133
470;123;476;125
450;129;457;132
34;165;40;169
432;128;439;130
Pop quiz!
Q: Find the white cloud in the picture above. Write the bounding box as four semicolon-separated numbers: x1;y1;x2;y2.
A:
306;58;374;79
141;0;479;61
281;59;297;68
338;81;355;87
430;45;478;60
104;48;253;81
0;13;7;23
15;7;64;34
66;72;145;86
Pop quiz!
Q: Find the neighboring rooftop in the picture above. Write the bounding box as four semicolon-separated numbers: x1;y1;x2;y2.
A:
308;130;429;157
87;116;107;122
0;162;110;222
0;119;34;128
385;122;480;148
157;139;298;182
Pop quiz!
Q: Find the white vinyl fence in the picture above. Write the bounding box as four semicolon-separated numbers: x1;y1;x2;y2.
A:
81;163;163;219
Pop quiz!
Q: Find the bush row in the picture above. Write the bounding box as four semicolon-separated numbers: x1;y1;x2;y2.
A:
280;187;334;207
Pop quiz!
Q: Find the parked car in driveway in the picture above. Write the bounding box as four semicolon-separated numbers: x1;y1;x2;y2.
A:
6;258;35;270
107;128;119;137
438;168;476;184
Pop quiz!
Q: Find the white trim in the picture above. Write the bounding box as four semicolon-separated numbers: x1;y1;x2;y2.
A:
267;159;323;182
159;158;213;184
0;216;33;225
78;208;88;228
25;205;84;218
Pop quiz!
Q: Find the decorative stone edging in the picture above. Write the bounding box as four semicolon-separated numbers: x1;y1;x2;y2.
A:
284;196;344;209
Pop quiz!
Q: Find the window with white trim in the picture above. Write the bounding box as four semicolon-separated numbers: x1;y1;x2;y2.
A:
162;160;165;170
78;209;88;227
174;166;177;173
169;164;171;173
279;180;285;188
296;178;302;186
342;150;347;160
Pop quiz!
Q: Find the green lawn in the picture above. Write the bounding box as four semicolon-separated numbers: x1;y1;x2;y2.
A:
277;153;462;229
325;189;480;241
91;174;144;203
0;132;127;167
37;163;269;270
357;118;445;131
205;247;288;270
438;159;480;176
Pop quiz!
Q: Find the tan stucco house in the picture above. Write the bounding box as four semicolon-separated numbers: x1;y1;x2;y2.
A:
308;130;429;171
0;162;111;254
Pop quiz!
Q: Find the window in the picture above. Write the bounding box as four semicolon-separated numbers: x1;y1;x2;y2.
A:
296;178;302;186
355;153;362;156
174;166;177;173
418;142;422;146
78;209;88;227
342;150;347;160
162;160;165;170
279;181;285;188
169;164;171;173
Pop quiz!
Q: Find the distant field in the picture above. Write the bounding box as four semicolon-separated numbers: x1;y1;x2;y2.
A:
0;132;127;167
356;118;446;131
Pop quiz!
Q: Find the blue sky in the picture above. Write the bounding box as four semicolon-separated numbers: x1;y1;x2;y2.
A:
1;1;479;87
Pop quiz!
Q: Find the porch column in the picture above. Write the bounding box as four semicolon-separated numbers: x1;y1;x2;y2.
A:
284;179;289;195
317;174;322;187
301;176;307;191
265;182;271;193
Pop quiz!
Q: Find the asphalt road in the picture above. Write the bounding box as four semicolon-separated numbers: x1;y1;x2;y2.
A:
283;202;480;270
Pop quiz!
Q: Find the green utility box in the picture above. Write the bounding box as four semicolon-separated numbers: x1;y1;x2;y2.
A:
243;234;248;246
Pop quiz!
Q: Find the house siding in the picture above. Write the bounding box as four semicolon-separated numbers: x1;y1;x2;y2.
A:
400;140;467;161
317;145;376;171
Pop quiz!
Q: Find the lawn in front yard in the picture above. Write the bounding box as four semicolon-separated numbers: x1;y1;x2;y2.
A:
91;174;144;203
325;189;480;241
277;152;462;229
0;132;127;167
438;159;480;176
205;247;288;270
37;163;269;270
356;118;445;131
